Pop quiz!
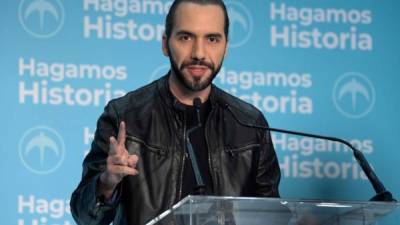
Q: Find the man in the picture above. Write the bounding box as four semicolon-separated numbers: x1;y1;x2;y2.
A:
70;0;281;224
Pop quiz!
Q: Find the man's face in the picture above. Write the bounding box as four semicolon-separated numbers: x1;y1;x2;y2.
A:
163;2;228;92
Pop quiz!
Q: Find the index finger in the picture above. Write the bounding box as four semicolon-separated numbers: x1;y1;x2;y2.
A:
117;121;126;146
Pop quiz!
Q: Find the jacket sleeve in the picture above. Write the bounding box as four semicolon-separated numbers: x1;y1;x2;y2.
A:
70;102;121;225
254;115;281;197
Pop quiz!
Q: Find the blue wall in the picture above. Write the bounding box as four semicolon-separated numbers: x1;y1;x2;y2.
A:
1;0;399;224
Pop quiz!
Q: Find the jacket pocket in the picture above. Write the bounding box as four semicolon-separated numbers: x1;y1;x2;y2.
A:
123;136;173;206
219;143;261;195
126;135;167;157
223;143;260;157
125;135;171;182
221;143;260;172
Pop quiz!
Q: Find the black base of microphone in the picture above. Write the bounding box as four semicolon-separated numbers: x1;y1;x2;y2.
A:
370;191;396;202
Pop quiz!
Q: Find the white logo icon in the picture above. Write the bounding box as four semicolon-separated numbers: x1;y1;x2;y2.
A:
19;126;65;174
226;1;253;48
149;64;170;83
18;0;65;38
333;72;376;119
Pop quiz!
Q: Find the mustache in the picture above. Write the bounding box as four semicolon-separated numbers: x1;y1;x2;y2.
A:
181;60;214;70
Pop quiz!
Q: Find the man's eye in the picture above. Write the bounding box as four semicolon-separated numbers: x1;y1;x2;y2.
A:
179;35;191;41
208;36;219;43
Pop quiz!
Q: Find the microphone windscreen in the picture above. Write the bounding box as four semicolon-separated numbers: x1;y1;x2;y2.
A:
193;97;202;108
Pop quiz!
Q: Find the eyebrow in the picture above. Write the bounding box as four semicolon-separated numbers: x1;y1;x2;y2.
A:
175;30;224;38
175;30;194;37
206;33;223;38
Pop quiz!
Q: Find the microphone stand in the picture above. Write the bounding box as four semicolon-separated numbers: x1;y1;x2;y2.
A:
267;127;396;202
185;98;206;195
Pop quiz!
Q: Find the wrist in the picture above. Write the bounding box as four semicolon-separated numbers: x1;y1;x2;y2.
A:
98;172;117;200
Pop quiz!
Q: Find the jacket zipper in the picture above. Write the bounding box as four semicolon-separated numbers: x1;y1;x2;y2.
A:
226;143;260;152
126;135;165;154
204;108;215;194
177;113;187;200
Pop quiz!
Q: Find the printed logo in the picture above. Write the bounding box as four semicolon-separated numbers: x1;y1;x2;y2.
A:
333;72;376;118
149;64;169;82
18;0;65;38
226;1;253;48
19;126;65;174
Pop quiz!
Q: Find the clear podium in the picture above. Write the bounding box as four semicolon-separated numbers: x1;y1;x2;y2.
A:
146;196;399;225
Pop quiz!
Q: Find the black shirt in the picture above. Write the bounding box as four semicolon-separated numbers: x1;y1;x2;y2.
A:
181;99;213;198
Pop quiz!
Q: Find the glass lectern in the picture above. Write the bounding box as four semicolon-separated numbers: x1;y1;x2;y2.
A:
146;196;400;225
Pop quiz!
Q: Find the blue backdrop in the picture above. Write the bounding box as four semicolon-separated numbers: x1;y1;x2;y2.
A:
1;0;399;224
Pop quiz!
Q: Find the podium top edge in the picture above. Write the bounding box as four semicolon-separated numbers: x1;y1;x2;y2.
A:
177;195;400;207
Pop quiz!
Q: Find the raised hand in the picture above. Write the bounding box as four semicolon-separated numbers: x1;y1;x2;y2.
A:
98;121;139;199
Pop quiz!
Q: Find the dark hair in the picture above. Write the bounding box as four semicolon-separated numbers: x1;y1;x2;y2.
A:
165;0;230;40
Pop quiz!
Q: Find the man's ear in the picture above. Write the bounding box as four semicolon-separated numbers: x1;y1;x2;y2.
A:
162;33;169;57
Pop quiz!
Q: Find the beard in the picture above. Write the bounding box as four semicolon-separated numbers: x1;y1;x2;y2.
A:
168;47;224;92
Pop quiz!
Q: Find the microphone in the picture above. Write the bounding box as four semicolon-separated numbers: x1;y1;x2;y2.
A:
221;102;395;201
185;97;206;195
266;126;396;202
193;98;202;127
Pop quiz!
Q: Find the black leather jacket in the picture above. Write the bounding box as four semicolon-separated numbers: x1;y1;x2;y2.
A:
70;75;281;225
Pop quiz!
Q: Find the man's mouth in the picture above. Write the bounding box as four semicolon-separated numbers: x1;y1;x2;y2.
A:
186;65;209;77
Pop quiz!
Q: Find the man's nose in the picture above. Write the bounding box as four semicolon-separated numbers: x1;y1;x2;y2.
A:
191;39;205;60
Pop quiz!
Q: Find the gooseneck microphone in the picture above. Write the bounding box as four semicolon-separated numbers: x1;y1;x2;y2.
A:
222;102;395;202
185;97;206;195
266;126;396;202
